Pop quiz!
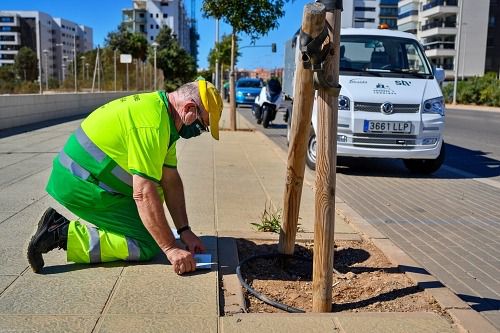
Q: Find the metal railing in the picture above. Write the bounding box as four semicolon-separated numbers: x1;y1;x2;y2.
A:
423;0;458;11
421;21;456;31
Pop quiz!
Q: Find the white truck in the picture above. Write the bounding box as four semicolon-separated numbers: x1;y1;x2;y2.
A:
283;28;446;174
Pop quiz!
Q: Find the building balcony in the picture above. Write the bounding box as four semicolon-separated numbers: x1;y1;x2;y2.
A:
398;15;418;26
425;45;456;58
419;23;457;38
421;1;458;19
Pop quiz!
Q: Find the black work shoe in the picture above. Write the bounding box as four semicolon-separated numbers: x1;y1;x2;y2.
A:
27;207;69;273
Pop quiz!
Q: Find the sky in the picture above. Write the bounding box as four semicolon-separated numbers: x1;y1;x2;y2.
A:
1;0;311;70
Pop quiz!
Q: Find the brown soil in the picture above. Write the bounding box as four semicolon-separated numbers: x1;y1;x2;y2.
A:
236;239;449;316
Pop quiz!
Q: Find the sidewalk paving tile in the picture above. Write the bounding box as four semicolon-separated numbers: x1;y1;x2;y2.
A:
106;273;216;316
97;315;217;333
0;274;117;315
0;315;97;333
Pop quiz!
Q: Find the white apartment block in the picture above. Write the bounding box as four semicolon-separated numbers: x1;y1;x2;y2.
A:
397;0;490;79
122;0;192;52
0;11;93;84
342;0;399;29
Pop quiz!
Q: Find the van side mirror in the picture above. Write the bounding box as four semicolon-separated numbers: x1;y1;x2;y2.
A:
434;67;445;83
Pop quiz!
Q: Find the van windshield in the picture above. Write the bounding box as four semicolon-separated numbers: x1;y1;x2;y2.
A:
340;35;433;78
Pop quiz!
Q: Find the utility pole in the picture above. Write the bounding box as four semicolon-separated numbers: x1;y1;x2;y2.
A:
152;42;159;90
215;18;220;91
43;49;49;91
73;34;77;92
114;49;117;92
452;0;464;105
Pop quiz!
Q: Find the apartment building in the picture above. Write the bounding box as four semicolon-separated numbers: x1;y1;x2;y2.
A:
486;0;500;74
342;0;399;29
0;11;93;83
122;0;192;53
397;0;490;79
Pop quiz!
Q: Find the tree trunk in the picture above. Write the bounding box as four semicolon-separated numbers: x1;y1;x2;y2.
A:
229;30;237;131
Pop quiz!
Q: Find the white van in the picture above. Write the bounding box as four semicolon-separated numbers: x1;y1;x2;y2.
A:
284;28;446;174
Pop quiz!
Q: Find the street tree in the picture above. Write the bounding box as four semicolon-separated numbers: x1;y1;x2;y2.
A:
153;26;196;91
106;24;148;60
202;0;287;130
208;34;240;76
0;65;16;93
14;47;38;81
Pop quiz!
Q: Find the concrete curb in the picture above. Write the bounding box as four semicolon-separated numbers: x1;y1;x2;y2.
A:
336;199;499;333
446;104;500;113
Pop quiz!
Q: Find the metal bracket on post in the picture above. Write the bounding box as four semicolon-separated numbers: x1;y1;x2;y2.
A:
316;0;343;12
299;20;341;97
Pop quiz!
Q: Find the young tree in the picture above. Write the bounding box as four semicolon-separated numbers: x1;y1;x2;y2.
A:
208;34;240;74
106;24;148;60
202;0;287;130
14;47;39;81
153;26;197;91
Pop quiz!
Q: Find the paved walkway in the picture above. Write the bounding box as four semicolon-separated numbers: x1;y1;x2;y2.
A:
0;101;488;332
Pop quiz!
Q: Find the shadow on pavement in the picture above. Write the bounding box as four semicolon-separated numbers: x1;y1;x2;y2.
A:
0;114;86;139
457;294;500;312
40;252;211;276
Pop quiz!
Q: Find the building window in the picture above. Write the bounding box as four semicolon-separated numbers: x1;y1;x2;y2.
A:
163;13;168;18
489;16;496;28
0;35;15;41
355;7;376;12
150;36;153;41
0;26;13;32
150;24;154;29
354;18;375;23
150;13;153;18
139;13;145;18
156;24;159;29
0;16;14;23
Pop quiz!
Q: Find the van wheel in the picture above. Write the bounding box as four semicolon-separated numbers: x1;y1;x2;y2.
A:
403;142;445;175
305;128;316;171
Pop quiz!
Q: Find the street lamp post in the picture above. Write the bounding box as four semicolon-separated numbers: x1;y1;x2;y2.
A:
62;56;68;83
80;56;86;80
152;42;159;90
55;43;63;84
85;63;89;80
42;49;49;91
73;34;77;92
114;49;117;92
452;0;464;105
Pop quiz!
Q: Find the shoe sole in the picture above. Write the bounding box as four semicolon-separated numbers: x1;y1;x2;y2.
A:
26;208;55;273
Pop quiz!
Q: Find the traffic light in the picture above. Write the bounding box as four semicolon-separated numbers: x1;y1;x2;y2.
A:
271;43;276;53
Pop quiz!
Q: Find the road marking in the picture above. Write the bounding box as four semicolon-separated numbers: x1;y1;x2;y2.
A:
442;165;500;190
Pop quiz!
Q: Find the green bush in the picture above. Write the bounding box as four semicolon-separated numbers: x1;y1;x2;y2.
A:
443;73;500;106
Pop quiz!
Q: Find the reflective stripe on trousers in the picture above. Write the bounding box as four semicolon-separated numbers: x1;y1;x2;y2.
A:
67;221;141;263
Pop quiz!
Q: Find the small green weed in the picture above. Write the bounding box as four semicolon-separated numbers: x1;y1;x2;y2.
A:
251;202;303;233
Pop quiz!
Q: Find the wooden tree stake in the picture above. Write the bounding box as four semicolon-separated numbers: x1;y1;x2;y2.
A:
278;3;326;255
312;7;342;313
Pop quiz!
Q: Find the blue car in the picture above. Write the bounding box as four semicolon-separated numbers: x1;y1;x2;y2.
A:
235;78;263;106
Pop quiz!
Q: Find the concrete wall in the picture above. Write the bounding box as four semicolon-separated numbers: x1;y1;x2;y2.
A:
0;92;129;130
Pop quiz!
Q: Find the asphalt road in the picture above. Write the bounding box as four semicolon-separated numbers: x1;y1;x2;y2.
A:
238;104;500;329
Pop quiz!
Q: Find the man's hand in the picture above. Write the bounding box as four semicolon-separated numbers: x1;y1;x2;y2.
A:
181;230;206;254
164;247;196;275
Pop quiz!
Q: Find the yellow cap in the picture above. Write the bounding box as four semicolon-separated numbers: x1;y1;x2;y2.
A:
198;79;223;140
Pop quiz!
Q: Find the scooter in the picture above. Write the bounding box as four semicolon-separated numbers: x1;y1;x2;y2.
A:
252;78;283;128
